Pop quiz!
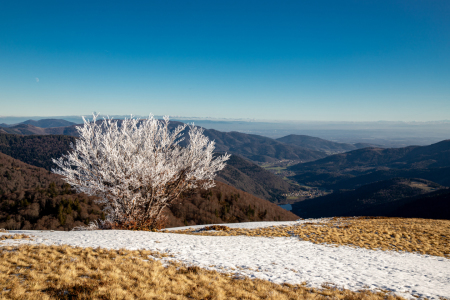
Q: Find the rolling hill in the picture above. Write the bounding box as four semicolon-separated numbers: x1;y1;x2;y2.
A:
199;129;327;163
21;119;76;128
276;134;374;154
287;140;450;190
216;154;294;203
0;119;329;163
0;123;79;136
291;178;445;219
289;140;450;173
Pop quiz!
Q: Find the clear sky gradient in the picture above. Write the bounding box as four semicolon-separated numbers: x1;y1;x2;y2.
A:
1;1;449;121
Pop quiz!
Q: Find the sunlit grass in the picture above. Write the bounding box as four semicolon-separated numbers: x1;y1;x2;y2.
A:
170;217;450;258
0;244;407;300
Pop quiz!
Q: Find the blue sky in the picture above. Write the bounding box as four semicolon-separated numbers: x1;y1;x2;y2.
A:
0;0;449;121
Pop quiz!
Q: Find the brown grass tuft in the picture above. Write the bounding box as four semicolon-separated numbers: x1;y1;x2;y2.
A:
0;234;30;241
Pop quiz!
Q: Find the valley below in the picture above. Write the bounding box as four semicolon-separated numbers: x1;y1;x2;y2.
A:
0;119;449;299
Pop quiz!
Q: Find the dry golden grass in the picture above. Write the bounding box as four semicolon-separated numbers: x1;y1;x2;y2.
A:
169;217;450;258
0;244;408;300
0;228;9;233
0;234;30;241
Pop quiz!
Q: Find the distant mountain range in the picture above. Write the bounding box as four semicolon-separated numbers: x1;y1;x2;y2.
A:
0;133;296;203
0;119;76;128
291;178;449;220
0;119;334;163
200;130;327;163
21;119;76;128
0;119;377;163
0;123;79;136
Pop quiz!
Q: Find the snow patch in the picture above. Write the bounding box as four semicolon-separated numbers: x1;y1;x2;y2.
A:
1;223;449;299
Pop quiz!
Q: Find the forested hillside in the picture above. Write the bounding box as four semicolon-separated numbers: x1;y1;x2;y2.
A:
0;134;76;170
0;133;296;203
0;152;103;230
0;152;298;230
199;129;327;163
276;134;368;154
288;140;450;190
0;120;329;163
216;155;294;203
21;119;76;128
291;178;447;219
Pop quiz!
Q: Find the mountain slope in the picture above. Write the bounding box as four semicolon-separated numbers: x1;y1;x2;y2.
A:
198;129;327;163
0;134;77;170
0;120;329;163
0;124;49;135
386;188;450;220
289;140;450;173
165;180;298;227
0;152;105;230
21;119;76;128
291;178;443;218
276;134;361;154
0;133;297;202
287;140;450;190
0;152;298;230
288;146;418;174
325;167;450;190
216;155;294;203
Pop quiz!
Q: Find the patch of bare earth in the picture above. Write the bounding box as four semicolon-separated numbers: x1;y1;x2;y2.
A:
0;244;407;300
169;217;450;258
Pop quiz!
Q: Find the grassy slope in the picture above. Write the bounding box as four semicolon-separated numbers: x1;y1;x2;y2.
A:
0;243;405;300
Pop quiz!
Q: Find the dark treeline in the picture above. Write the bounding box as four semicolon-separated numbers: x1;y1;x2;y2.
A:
0;152;103;230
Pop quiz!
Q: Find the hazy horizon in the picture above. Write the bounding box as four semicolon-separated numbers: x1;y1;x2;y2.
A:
1;115;449;148
1;114;450;124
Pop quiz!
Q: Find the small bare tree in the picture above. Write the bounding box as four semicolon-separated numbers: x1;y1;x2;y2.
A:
52;114;230;229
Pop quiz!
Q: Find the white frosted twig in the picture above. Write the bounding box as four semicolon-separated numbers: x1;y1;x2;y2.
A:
53;114;230;228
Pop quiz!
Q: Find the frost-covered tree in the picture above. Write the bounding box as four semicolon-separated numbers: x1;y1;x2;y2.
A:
52;114;230;229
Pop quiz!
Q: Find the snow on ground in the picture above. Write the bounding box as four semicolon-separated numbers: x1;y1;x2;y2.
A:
1;223;449;299
164;218;329;231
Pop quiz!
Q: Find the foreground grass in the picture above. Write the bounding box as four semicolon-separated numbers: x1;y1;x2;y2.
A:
0;244;407;300
170;217;450;258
